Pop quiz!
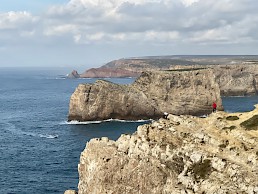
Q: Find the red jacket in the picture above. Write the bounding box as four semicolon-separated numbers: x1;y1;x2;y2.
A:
213;103;217;109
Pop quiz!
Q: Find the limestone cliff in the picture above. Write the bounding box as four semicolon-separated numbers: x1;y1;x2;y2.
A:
68;56;258;96
213;65;258;96
103;58;258;96
79;67;140;78
67;106;258;194
68;69;223;121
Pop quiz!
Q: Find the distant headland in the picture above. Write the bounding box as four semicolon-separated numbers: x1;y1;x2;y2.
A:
68;55;258;96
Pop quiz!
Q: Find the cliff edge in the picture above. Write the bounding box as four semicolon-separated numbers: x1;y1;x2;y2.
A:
66;105;258;194
68;69;223;121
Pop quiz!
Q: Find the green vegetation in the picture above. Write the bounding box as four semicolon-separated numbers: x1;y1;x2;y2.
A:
165;68;207;72
240;115;258;130
226;116;239;121
222;126;236;130
189;159;212;180
166;156;184;174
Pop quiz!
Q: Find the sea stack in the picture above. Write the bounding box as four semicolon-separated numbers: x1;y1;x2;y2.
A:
68;69;223;121
66;105;258;194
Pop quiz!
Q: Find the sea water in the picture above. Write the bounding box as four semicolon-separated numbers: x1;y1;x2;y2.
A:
0;67;258;194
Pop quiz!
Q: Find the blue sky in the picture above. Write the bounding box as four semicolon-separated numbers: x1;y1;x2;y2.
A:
0;0;257;70
0;0;68;12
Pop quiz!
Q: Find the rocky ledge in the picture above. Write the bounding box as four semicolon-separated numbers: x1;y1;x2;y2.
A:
66;105;258;194
68;69;223;121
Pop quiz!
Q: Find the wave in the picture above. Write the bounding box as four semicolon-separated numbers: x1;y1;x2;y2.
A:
61;118;152;125
4;122;58;139
39;134;59;139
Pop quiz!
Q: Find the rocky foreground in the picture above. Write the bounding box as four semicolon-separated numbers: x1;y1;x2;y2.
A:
66;106;258;194
68;69;223;121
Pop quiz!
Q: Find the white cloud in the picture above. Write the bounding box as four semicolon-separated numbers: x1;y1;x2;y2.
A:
181;0;199;7
0;11;38;30
44;24;78;36
43;0;258;43
1;0;258;67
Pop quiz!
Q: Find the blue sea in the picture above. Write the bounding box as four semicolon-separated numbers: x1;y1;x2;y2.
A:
1;67;258;194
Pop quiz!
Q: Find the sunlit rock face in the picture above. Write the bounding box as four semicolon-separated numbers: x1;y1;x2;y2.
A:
68;69;223;121
75;106;258;194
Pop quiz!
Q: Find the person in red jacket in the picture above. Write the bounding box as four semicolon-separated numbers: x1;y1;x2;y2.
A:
212;102;217;112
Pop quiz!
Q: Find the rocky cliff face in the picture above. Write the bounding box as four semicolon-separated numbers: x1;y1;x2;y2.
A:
68;69;223;121
79;67;140;78
213;65;258;96
104;58;258;96
67;106;258;194
67;70;80;79
68;56;258;96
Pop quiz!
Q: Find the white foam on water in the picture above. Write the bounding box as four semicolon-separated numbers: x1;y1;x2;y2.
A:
62;120;103;125
61;119;152;125
39;134;58;139
4;122;58;139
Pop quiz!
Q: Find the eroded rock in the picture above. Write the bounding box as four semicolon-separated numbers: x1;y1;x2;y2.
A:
74;106;258;194
68;69;223;121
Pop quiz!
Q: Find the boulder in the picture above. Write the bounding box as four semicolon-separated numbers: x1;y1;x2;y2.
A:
68;69;223;121
64;190;77;194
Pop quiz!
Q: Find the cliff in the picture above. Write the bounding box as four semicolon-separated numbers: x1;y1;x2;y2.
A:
67;70;80;78
68;56;258;96
103;58;258;96
79;67;140;78
66;105;258;194
213;65;258;96
68;69;223;121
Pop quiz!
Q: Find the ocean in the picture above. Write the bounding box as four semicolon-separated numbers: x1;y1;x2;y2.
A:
1;67;258;194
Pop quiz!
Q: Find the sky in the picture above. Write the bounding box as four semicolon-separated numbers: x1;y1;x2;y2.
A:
0;0;257;69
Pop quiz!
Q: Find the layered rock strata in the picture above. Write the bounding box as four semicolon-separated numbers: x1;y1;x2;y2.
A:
68;69;223;121
68;105;258;194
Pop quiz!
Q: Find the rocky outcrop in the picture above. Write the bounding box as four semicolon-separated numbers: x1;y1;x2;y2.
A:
67;70;80;78
79;67;140;78
104;57;258;96
214;65;258;96
68;56;258;96
68;69;223;121
68;105;258;194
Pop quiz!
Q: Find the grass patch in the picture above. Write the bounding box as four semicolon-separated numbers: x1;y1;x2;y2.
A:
165;68;206;72
222;126;236;130
226;116;239;121
190;159;212;180
166;156;184;174
240;115;258;130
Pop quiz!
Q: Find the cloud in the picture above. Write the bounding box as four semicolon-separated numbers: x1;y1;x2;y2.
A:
0;0;258;67
0;11;38;30
40;0;258;46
